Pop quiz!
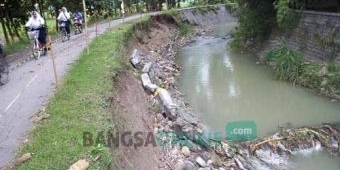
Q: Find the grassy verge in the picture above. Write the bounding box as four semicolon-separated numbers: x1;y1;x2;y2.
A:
14;17;151;170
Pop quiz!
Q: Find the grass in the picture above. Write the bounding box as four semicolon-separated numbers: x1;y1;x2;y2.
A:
264;39;340;96
14;17;151;170
46;19;58;36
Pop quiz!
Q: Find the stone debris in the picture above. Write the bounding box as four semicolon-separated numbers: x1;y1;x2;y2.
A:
68;159;89;170
130;49;140;68
181;146;191;157
196;156;207;167
142;62;153;73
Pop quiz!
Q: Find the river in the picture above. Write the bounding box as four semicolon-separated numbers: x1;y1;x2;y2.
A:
176;23;340;170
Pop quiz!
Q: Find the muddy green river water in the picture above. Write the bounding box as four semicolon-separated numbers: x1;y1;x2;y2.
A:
177;23;340;170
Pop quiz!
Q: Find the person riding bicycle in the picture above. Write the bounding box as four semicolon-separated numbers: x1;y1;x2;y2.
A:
73;10;83;24
25;11;47;52
72;10;83;34
57;7;71;37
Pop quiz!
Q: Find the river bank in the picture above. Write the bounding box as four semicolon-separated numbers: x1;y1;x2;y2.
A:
124;12;340;170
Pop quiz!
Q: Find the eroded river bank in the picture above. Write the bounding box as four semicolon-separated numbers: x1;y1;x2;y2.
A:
124;13;340;170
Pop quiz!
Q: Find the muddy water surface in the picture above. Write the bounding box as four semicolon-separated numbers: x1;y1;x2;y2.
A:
177;23;340;170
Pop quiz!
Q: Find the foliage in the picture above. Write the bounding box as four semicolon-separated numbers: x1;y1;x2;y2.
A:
230;0;306;51
274;0;301;31
230;0;275;51
265;39;340;95
265;39;303;84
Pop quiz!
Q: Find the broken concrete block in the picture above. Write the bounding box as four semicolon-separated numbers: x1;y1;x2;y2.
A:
141;73;158;93
142;62;153;73
155;88;178;120
155;88;177;111
130;49;140;68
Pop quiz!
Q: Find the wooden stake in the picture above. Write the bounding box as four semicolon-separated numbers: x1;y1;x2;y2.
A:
49;36;58;89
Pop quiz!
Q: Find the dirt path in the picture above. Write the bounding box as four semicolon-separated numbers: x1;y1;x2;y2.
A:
0;13;151;168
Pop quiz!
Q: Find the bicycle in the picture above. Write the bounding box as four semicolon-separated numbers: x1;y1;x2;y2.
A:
27;28;46;60
58;21;70;42
73;18;83;35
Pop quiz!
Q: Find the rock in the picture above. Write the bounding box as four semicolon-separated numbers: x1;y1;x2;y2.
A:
68;159;89;170
199;151;210;161
196;156;207;167
219;168;226;170
183;160;196;170
130;49;140;68
175;160;185;170
168;120;174;127
207;160;213;165
156;114;164;121
196;127;204;134
142;62;153;73
164;125;171;132
198;168;210;170
175;160;196;170
181;146;191;157
154;127;159;134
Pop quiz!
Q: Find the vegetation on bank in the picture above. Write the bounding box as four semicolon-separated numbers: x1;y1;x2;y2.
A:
14;17;151;170
264;40;340;97
229;0;340;97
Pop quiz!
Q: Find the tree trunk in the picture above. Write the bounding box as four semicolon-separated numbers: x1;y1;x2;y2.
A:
5;19;15;42
0;17;10;44
10;18;22;40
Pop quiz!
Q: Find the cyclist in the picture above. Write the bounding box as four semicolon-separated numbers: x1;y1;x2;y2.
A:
73;10;83;23
57;7;71;37
25;11;47;53
73;10;83;33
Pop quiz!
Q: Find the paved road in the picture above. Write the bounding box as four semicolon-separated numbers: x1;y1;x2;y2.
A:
0;14;147;167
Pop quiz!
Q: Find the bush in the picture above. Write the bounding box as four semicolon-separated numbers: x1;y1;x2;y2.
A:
230;0;275;51
265;40;303;84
